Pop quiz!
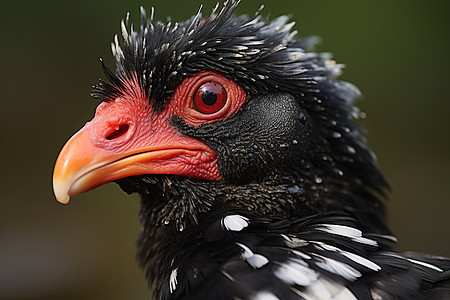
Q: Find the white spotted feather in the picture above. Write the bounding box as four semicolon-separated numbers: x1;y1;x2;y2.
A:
222;215;250;231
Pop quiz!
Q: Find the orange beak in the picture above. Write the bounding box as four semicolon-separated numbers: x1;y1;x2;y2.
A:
52;98;220;204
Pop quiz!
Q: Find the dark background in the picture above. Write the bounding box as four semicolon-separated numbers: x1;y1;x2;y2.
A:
1;1;449;299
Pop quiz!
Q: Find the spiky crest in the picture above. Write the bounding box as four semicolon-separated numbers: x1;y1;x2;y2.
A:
91;0;344;111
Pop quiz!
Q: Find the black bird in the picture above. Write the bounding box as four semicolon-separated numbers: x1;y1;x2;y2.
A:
53;1;450;299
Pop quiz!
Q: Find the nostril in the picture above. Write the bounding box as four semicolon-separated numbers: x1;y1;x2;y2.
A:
106;124;130;140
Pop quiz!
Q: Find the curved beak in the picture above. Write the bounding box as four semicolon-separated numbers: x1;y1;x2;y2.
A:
54;126;185;204
52;122;219;204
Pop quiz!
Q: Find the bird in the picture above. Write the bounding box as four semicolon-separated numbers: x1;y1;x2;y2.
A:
52;1;450;299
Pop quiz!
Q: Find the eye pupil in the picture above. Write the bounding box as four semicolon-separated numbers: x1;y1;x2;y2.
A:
202;90;217;106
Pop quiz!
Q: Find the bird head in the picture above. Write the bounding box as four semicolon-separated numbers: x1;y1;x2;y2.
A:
53;1;387;233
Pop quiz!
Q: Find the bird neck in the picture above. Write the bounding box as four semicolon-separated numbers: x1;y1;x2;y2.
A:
131;173;389;293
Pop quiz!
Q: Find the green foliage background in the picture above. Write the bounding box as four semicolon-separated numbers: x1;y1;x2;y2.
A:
1;1;449;299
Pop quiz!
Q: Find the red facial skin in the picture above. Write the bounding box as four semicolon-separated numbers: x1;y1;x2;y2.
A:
52;71;247;204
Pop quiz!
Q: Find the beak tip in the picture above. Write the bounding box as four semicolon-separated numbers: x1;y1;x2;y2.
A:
53;179;71;205
56;195;71;205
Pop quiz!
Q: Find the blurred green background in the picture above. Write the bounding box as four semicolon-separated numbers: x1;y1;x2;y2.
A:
1;0;449;299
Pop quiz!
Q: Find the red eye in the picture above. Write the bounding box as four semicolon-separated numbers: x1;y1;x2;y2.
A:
193;81;227;114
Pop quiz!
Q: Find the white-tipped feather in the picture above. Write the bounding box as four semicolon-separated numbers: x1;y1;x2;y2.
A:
332;287;357;300
274;259;318;286
341;252;381;271
222;215;249;231
247;254;269;269
236;243;269;269
304;277;333;299
315;256;362;281
407;258;443;272
121;20;129;41
236;242;253;258
253;291;280;300
169;268;178;294
317;224;378;246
